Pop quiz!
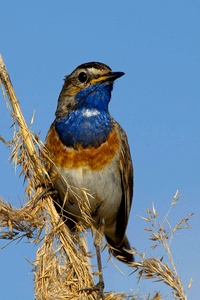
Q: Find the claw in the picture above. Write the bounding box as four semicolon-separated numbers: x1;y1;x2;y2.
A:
79;281;105;299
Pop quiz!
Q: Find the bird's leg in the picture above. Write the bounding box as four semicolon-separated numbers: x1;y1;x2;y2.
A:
79;221;105;299
94;220;105;299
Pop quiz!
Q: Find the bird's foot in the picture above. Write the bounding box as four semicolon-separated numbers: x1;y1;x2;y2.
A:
79;281;105;299
95;281;105;300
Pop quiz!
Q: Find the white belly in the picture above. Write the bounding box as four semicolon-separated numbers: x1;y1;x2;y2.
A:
54;162;122;227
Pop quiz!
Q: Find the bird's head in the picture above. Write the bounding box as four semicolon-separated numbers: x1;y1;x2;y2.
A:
55;62;124;118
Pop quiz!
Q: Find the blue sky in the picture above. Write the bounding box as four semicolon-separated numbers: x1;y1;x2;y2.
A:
0;1;200;298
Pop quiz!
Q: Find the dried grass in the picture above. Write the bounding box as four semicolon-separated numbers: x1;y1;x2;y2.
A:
131;194;193;300
0;54;193;300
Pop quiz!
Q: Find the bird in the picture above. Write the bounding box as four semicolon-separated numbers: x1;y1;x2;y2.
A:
45;62;134;297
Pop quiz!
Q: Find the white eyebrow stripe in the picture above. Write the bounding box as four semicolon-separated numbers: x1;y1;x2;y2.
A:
82;108;100;117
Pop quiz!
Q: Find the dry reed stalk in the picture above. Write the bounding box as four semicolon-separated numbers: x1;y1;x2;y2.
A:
0;54;46;183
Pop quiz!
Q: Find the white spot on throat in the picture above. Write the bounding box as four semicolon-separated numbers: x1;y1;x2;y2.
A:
82;108;100;117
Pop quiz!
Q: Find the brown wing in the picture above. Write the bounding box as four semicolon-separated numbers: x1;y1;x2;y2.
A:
114;122;134;246
105;121;134;263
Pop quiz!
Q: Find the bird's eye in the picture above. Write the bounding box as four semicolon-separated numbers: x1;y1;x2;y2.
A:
78;72;87;83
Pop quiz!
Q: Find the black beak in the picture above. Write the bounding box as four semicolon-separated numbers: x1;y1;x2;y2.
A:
106;71;125;81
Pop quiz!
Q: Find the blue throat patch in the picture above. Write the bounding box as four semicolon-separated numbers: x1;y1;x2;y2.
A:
55;82;114;148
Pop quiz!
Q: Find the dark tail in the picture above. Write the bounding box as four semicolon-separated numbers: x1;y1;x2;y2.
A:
106;235;134;264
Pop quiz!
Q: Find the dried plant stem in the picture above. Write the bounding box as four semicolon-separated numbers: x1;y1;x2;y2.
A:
0;54;47;183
